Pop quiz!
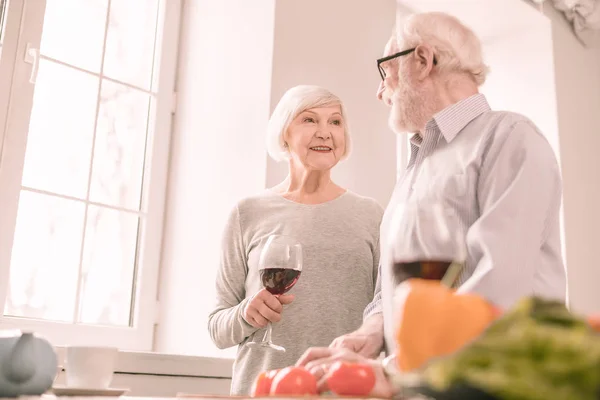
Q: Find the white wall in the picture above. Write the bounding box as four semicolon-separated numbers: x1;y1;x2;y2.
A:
545;5;600;314
156;0;275;358
265;0;397;207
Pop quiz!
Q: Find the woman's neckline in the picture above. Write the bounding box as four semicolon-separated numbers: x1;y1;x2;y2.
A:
267;188;350;206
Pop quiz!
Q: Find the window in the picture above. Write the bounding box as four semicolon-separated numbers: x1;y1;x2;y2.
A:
0;0;180;351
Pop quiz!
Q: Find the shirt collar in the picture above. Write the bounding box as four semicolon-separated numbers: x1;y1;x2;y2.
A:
409;132;423;148
426;93;491;142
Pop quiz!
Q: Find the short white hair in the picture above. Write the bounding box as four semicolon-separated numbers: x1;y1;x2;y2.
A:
266;85;352;162
398;12;489;86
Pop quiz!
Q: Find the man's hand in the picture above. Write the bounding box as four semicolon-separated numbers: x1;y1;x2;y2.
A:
296;347;394;398
243;289;294;328
329;331;383;358
329;314;384;358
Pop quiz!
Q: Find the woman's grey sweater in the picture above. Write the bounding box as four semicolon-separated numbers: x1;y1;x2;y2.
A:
208;190;383;395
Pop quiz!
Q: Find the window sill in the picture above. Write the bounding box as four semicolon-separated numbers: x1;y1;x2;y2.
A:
55;347;234;379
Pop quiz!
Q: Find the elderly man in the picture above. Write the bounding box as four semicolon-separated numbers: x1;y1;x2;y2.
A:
297;11;567;396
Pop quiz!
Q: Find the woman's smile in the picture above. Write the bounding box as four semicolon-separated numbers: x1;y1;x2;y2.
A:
309;146;332;153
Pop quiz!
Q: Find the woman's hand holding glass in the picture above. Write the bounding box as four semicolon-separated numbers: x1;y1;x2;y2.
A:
243;289;295;328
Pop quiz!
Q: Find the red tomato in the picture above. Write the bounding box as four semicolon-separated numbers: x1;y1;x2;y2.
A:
270;366;317;396
326;361;376;396
251;369;279;397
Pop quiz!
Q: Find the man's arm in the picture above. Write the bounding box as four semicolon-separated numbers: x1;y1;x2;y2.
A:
457;120;567;307
363;263;383;318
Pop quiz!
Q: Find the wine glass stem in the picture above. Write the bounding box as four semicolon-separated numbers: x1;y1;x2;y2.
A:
263;322;274;343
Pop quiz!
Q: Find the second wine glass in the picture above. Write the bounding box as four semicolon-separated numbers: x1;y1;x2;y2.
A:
246;234;303;352
388;200;466;288
386;200;467;371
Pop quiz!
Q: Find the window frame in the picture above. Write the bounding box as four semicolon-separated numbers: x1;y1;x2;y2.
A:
0;0;181;351
0;0;28;168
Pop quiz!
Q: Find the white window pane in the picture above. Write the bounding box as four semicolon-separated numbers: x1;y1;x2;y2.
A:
40;0;108;72
103;0;159;90
89;80;152;210
21;59;99;198
78;206;139;326
4;191;85;322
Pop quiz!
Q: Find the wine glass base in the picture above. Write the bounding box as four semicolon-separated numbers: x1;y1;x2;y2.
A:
246;341;286;352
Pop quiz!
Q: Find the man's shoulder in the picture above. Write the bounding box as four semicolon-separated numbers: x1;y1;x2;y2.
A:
477;109;537;131
472;110;560;178
474;110;551;149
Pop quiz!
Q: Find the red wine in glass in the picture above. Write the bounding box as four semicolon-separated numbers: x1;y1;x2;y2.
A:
394;260;453;282
261;268;301;295
389;202;466;290
246;234;303;353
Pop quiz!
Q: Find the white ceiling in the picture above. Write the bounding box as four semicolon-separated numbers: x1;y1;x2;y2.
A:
397;0;549;43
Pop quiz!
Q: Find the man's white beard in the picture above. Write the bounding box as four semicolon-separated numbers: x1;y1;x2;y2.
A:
388;74;428;134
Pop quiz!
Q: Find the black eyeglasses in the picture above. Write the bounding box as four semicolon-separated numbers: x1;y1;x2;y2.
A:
377;48;438;81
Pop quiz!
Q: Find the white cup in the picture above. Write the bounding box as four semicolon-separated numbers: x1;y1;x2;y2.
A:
65;346;118;389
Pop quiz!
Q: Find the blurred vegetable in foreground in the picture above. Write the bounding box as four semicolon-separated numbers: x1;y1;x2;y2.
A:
395;279;501;372
422;297;600;400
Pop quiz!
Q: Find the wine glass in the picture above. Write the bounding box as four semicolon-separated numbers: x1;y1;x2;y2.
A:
387;200;466;289
383;200;467;374
246;234;303;352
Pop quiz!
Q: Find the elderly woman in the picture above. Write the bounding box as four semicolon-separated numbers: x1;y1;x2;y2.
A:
208;85;383;395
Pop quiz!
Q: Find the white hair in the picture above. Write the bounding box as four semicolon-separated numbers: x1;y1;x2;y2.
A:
266;85;352;162
398;12;489;86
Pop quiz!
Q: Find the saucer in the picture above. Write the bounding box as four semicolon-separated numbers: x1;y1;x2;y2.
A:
50;385;129;397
